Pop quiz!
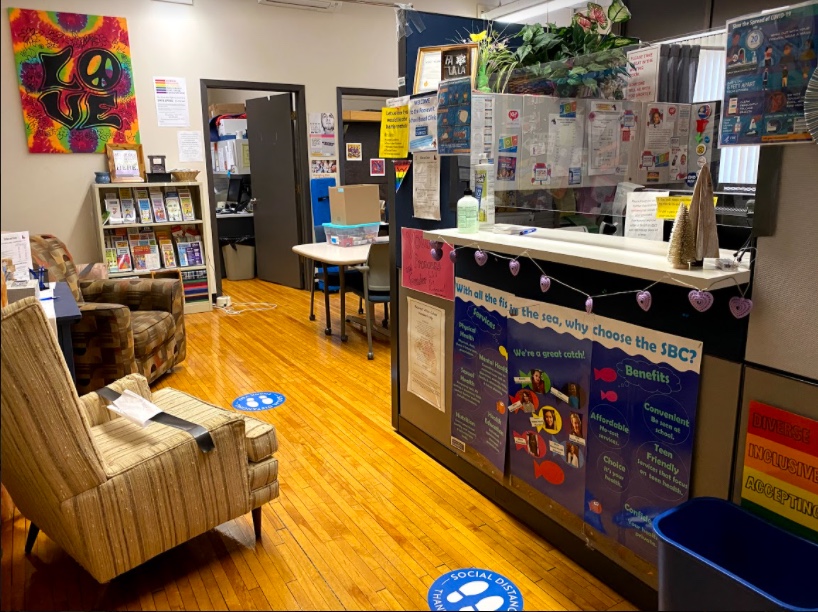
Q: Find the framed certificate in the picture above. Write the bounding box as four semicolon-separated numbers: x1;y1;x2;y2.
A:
106;143;146;183
414;44;478;94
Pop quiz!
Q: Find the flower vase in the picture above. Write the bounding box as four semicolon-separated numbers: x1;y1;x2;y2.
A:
476;62;491;93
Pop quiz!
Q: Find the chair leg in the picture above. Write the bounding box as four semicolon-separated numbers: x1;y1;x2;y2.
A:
382;303;389;329
358;297;364;315
25;522;39;554
309;260;316;321
252;507;262;541
363;273;374;360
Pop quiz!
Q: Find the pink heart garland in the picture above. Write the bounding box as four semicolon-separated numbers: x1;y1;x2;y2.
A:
430;248;443;261
688;290;714;312
474;250;488;266
509;260;520;276
585;297;594;314
729;296;753;319
540;275;551;293
449;249;457;263
636;291;652;312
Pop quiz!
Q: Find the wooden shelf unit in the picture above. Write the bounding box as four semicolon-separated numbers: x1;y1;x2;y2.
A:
91;181;215;314
342;110;382;123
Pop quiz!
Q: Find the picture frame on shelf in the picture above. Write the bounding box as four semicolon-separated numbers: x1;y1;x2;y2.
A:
106;143;146;183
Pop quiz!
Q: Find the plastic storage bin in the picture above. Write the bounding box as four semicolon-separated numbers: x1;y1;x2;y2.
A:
653;497;818;611
221;236;255;280
322;222;380;247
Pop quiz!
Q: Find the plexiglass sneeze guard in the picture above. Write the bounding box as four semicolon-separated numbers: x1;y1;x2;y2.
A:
470;47;740;233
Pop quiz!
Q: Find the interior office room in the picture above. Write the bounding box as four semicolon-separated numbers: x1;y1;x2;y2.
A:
1;0;817;610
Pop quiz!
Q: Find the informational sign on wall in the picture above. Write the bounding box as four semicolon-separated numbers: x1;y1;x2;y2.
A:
451;278;512;477
401;228;454;300
721;2;818;146
379;106;409;158
583;313;702;565
437;77;472;155
741;401;818;542
626;46;660;102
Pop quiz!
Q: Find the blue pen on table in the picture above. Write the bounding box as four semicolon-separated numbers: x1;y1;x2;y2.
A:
518;228;537;235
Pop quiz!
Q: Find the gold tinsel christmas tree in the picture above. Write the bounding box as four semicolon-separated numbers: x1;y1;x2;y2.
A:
667;203;696;269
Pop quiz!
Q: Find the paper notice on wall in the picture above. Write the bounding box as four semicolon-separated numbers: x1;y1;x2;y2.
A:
309;112;336;157
409;95;438;152
547;102;585;184
407;297;446;411
626;46;659;102
469;93;494;187
588;101;621;176
624;191;668;241
1;230;32;281
380;106;410;158
415;50;442;94
177;131;204;163
154;76;189;127
413;152;440;220
402;228;454;300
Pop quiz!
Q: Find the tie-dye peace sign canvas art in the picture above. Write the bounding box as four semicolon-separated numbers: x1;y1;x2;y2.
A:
8;8;141;153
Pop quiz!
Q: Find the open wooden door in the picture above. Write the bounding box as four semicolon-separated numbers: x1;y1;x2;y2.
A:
246;94;303;288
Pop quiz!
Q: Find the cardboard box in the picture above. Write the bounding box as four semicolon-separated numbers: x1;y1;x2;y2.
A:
209;103;245;118
328;185;381;225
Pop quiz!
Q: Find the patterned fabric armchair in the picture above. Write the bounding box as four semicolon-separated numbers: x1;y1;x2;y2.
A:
30;235;186;394
1;298;280;583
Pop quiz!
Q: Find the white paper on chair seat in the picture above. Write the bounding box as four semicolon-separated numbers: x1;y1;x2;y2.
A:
107;390;162;427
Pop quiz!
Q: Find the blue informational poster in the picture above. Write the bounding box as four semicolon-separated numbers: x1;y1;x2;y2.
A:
721;2;818;145
451;278;512;477
583;317;702;565
437;77;471;155
508;301;593;518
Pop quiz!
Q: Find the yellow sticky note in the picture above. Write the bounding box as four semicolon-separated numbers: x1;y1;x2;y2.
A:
656;196;718;219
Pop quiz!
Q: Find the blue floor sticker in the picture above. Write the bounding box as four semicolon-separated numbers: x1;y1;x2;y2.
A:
428;568;523;611
232;392;286;411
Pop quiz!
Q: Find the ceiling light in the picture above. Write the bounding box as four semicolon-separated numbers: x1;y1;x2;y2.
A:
482;0;586;23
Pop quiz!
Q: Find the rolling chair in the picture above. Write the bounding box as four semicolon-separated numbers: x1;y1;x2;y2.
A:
345;242;390;360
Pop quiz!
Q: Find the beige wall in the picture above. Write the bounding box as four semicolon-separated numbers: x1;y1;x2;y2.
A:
0;0;479;262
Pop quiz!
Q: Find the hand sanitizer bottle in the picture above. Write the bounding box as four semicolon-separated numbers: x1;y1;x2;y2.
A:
457;188;479;233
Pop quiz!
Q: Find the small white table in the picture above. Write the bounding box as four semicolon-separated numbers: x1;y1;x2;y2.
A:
291;242;372;341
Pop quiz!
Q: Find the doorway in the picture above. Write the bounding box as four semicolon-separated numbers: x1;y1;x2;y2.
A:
336;87;396;204
200;79;312;295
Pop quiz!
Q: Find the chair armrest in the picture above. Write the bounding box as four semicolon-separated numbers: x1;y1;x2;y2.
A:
80;278;182;315
64;415;251;583
75;262;109;281
79;373;151;427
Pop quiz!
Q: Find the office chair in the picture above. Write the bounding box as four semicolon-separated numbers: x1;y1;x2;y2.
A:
345;242;390;360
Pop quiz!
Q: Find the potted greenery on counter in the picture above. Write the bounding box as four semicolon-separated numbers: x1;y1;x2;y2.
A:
487;0;639;98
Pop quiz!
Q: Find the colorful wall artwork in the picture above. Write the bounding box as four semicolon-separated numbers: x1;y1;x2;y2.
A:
8;8;140;153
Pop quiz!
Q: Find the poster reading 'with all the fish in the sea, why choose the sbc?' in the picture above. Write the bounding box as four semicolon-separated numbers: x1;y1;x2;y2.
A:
505;298;702;564
451;278;513;479
508;301;593;519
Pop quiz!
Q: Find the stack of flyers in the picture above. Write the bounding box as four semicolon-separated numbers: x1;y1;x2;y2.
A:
134;188;152;223
105;248;117;272
149;187;167;222
178;188;196;221
165;189;183;222
160;242;177;268
116;246;132;271
105;197;122;224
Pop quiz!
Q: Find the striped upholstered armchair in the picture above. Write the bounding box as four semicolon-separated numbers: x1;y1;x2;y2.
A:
29;234;186;394
1;298;279;583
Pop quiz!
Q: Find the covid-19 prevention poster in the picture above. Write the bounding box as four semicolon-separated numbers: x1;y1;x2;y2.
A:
508;301;593;518
721;2;818;145
451;278;513;480
583;316;702;565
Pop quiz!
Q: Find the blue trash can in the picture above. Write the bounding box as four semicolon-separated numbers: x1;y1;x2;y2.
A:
653;497;818;611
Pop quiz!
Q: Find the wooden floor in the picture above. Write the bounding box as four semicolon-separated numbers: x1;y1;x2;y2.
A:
1;279;635;611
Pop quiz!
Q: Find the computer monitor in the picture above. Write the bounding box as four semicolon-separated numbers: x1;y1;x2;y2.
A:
226;177;242;204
